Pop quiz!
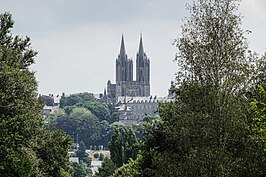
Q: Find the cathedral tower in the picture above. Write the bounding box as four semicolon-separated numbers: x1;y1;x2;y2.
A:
116;35;133;96
136;34;150;96
111;34;150;98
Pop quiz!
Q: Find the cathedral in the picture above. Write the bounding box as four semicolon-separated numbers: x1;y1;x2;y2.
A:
106;34;150;101
104;34;174;125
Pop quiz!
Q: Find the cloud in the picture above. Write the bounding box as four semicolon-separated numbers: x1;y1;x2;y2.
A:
1;0;265;96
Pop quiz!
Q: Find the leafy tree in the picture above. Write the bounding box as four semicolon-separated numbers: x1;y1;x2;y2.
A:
0;12;71;176
111;155;142;177
56;114;102;147
35;130;72;176
72;162;87;177
63;105;77;116
60;92;95;108
251;85;266;151
53;108;66;117
136;0;266;176
45;108;66;128
109;128;123;167
248;53;266;101
56;116;78;135
77;141;88;163
122;127;138;163
110;112;119;123
109;127;138;168
95;157;117;177
70;107;91;119
84;101;111;121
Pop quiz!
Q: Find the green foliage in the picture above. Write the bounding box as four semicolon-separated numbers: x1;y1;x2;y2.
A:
77;141;89;163
53;92;116;148
122;128;138;163
111;155;142;177
0;12;71;176
56;114;104;147
248;53;266;101
63;106;77;116
72;162;88;177
70;107;91;119
84;101;111;121
60;92;95;108
109;127;138;168
35;130;72;176
110;112;119;123
44;108;66;128
251;85;266;151
175;0;249;88
109;128;123;167
132;0;266;176
53;108;67;117
95;157;117;177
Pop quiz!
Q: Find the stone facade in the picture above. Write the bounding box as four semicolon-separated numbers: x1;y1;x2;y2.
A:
116;96;173;126
105;34;174;125
107;34;150;101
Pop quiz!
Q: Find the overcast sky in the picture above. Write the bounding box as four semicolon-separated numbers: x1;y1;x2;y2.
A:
1;0;266;96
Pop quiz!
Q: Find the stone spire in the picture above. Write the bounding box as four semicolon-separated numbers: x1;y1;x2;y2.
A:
120;34;126;57
138;33;144;55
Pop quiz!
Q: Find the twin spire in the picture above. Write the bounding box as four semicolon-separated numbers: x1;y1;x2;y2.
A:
120;34;126;56
119;34;145;57
138;33;144;55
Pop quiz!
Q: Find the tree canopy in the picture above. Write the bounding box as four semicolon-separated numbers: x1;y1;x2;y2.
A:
0;12;72;176
107;0;266;176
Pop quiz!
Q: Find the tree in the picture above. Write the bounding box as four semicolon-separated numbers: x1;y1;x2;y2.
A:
60;92;95;108
84;101;111;122
95;157;117;177
35;130;72;176
70;107;92;119
77;141;88;163
45;108;66;128
0;12;72;176
248;53;266;101
72;162;87;177
111;155;142;177
136;0;266;176
122;127;138;163
251;85;266;151
109;127;138;168
109;128;123;167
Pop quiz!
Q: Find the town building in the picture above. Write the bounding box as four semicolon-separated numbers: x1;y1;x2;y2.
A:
105;34;174;125
39;94;61;117
106;34;150;101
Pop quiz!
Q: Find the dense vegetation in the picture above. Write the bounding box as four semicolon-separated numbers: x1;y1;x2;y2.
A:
2;0;266;176
100;0;266;176
0;12;72;176
46;92;118;149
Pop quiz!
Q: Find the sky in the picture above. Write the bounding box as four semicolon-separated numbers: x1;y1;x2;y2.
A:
0;0;266;97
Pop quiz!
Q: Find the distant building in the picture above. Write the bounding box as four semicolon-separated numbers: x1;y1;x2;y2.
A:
104;34;174;125
116;96;174;125
39;94;61;117
106;34;150;102
69;157;79;164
